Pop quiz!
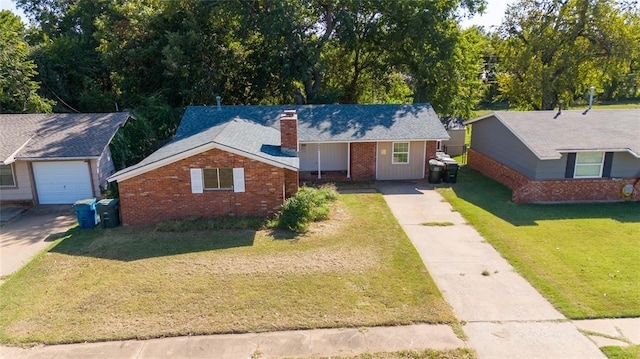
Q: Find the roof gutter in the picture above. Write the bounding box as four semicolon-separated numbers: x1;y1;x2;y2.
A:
96;112;131;161
557;148;640;159
2;135;35;165
108;142;299;183
14;156;100;161
299;137;450;144
463;112;497;125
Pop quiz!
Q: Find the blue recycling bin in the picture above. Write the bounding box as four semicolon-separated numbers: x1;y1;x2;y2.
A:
73;198;98;229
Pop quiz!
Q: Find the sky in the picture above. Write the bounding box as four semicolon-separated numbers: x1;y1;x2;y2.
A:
1;0;513;29
461;0;514;29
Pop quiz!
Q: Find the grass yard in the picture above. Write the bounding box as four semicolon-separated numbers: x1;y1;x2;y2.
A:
601;345;640;359
437;167;640;319
0;193;454;345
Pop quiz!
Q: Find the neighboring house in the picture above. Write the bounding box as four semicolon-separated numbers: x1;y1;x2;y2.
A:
465;109;640;203
109;104;449;225
440;117;466;156
0;113;130;205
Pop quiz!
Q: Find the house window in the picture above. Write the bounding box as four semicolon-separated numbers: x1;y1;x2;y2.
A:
0;164;16;187
574;152;604;178
203;168;234;189
392;142;410;164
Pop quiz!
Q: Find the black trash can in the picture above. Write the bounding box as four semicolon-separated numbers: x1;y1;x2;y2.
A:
96;198;120;228
428;159;445;184
440;158;459;183
73;198;98;229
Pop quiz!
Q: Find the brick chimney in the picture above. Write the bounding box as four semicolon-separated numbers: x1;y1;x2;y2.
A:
280;110;298;156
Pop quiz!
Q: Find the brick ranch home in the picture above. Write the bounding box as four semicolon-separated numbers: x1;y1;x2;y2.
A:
109;104;449;225
465;109;640;203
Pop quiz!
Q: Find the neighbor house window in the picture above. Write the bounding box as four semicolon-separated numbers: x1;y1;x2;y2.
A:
392;142;410;164
574;152;604;178
0;164;15;187
203;168;233;189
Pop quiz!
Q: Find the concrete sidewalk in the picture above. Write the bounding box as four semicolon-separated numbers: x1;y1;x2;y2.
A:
377;181;607;359
0;324;464;359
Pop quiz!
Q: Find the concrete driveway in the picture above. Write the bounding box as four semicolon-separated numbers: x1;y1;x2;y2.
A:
0;205;76;281
377;181;606;359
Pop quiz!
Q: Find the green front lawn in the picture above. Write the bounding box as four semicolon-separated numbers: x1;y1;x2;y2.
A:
291;348;477;359
601;345;640;359
437;168;640;319
0;193;454;345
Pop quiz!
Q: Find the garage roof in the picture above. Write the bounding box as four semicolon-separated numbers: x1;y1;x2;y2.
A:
0;113;130;164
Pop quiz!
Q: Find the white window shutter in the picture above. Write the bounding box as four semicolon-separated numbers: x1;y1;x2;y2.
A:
190;168;203;193
233;168;245;193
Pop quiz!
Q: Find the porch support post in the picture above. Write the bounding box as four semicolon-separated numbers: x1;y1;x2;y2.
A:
347;142;351;178
317;143;322;179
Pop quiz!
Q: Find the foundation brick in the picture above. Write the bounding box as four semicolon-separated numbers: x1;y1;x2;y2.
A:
468;148;639;203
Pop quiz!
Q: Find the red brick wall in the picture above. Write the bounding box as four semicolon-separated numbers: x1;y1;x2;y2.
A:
467;148;530;191
350;142;376;180
468;148;639;203
425;141;438;177
280;114;298;155
284;169;299;198
515;178;639;203
118;149;287;225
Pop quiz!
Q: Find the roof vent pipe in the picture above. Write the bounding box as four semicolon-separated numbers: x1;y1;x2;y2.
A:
589;86;595;109
216;96;221;111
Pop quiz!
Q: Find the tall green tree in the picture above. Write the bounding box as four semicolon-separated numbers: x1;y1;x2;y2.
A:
496;0;639;110
0;10;53;113
18;0;116;112
386;0;487;117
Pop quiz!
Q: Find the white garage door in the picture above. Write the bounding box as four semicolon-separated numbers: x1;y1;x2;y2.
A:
33;161;93;204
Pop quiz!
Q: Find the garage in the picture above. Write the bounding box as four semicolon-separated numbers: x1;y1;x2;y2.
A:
32;161;94;204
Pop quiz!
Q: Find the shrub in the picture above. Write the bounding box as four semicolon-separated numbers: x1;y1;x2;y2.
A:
276;185;338;232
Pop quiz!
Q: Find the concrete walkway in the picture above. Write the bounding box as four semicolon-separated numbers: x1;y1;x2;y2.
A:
0;205;75;281
377;181;609;359
0;324;464;359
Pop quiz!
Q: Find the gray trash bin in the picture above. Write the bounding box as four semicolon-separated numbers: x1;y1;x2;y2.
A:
440;158;459;183
428;159;445;184
96;198;120;228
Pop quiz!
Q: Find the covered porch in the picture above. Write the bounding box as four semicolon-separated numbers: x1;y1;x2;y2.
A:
299;142;352;180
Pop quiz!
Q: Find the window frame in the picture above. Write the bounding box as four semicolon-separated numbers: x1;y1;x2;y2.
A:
573;151;604;179
0;164;16;187
392;142;410;165
202;168;234;190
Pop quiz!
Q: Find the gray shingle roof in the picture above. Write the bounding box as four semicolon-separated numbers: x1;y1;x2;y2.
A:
179;104;450;142
110;104;446;181
466;109;640;159
0;113;130;164
109;118;299;180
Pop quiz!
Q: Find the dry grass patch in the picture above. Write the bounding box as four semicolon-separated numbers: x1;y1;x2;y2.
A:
288;348;477;359
0;194;453;345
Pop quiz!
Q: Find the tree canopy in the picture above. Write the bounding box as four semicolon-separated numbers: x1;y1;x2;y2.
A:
495;0;639;110
0;10;53;113
3;0;637;126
